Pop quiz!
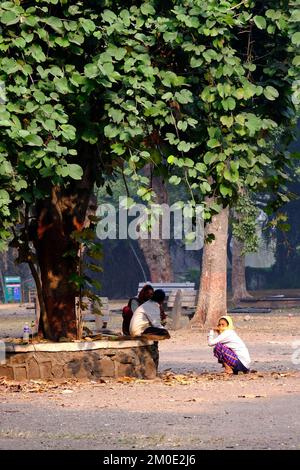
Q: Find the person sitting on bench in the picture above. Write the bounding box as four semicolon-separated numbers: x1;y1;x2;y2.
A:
122;284;154;335
129;289;170;340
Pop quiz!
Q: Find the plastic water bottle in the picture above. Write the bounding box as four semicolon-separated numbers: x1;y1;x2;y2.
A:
23;323;30;344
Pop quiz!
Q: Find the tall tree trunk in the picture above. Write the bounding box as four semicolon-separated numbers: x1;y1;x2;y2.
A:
138;167;174;283
34;186;91;340
231;237;252;303
32;149;96;341
191;204;229;328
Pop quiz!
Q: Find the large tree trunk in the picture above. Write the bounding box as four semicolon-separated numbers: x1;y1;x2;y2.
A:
191;205;229;328
34;186;92;340
35;202;78;340
138;167;174;283
231;237;252;303
32;147;96;341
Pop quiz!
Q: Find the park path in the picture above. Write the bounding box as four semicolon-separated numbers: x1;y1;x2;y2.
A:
0;310;300;449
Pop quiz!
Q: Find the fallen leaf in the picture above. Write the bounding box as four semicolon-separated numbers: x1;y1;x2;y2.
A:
238;394;267;399
117;376;135;383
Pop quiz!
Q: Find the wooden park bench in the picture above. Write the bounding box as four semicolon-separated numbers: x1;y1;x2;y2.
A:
138;282;197;329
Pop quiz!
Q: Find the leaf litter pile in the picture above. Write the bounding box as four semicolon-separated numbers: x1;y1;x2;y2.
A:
158;369;295;386
0;370;297;395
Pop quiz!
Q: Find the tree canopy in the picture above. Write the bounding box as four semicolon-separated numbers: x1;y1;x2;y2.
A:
0;1;299;243
0;0;299;337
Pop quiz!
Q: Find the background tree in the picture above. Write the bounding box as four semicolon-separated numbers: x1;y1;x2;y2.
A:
137;164;174;283
231;192;259;303
99;0;299;327
154;0;299;327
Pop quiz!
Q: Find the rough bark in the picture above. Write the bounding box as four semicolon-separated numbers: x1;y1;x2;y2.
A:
138;167;174;283
231;237;253;303
191;204;229;328
32;148;96;341
34;189;85;340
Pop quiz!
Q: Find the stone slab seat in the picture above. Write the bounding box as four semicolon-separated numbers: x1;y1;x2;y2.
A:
3;338;155;353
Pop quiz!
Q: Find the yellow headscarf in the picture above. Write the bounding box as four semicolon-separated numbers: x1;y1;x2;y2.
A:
218;315;234;330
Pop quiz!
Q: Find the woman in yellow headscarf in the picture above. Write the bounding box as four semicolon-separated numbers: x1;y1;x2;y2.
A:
207;315;251;375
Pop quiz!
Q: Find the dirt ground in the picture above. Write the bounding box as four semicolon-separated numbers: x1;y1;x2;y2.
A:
0;303;300;450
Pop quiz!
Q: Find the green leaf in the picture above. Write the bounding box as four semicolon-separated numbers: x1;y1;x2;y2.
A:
163;32;178;42
220;116;233;128
43;16;64;34
264;86;279;101
29;45;46;62
108;108;125;124
54;77;73;94
195;163;207;173
220;184;232;197
190;57;203;68
141;3;155;16
25;135;44;147
227;97;236;110
14;179;28;191
44;119;56;132
84;63;99;79
221;97;236;111
33;90;46;104
79;18;96;33
99;61;114;76
253;16;267;30
207;139;221;149
60;124;76;141
0;189;10;206
169;175;181;185
177;141;191;152
223;167;237;182
67;164;83;180
167;155;177;165
174;89;193;104
102;10;117;24
292;32;300;46
1;11;19;25
292;56;300;67
107;46;127;61
104;125;119;139
111;143;126;155
55;37;70;48
245;114;262;136
200;181;211;193
290;10;300;22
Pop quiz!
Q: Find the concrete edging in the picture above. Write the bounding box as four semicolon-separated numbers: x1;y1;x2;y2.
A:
4;339;154;353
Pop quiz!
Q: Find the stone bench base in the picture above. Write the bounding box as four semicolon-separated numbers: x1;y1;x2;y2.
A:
0;340;159;381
